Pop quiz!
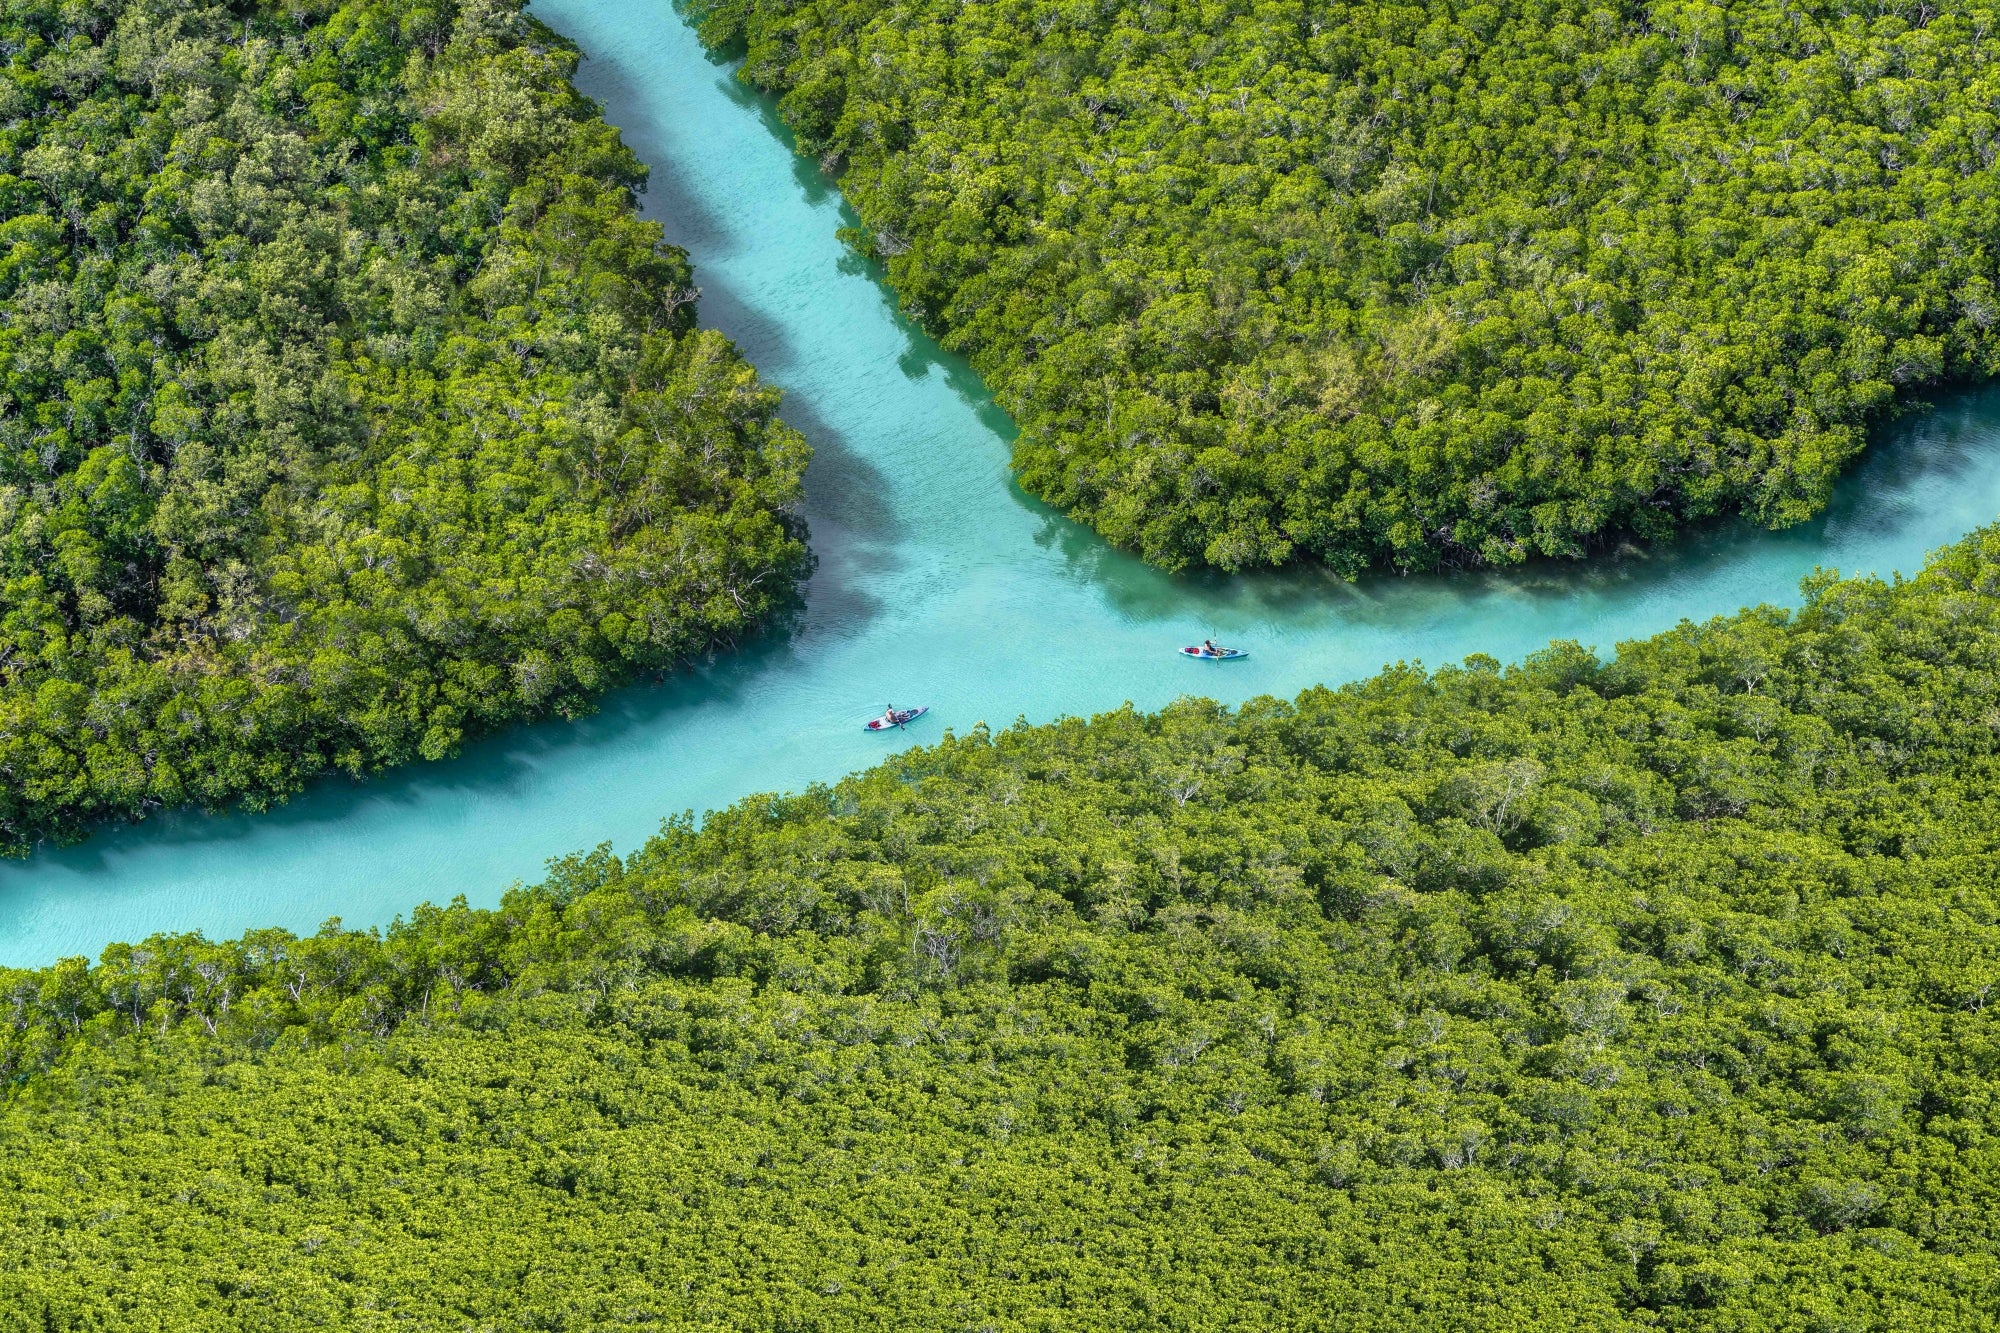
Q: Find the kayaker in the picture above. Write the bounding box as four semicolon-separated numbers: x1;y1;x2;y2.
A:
878;703;900;728
1203;639;1222;657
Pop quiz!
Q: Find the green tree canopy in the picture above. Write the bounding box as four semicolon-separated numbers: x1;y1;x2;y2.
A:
0;0;810;855
6;526;2000;1328
697;0;2000;573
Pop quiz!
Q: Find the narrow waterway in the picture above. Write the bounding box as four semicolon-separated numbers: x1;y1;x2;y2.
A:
1;3;1998;965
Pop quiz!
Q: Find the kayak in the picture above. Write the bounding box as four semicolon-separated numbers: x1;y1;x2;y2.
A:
864;706;930;732
1178;646;1247;661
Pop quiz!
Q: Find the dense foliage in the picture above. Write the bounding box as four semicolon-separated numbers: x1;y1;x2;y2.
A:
7;528;2000;1328
692;0;2000;573
0;0;809;854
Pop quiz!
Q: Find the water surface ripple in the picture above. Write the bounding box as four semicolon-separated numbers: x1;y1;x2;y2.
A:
2;3;1998;963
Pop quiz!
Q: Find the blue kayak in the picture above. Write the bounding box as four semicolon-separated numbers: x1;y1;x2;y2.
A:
1179;646;1247;661
864;706;929;732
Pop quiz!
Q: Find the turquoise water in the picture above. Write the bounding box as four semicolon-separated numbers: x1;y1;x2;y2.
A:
2;6;1999;965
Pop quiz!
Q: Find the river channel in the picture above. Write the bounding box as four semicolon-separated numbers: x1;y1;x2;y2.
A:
2;1;1999;965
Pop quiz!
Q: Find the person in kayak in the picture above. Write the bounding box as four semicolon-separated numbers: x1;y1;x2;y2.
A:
878;704;901;728
1202;639;1223;657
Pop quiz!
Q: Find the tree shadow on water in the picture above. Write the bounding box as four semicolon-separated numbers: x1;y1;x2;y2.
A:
568;50;738;260
0;612;826;898
559;41;905;630
782;392;904;633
